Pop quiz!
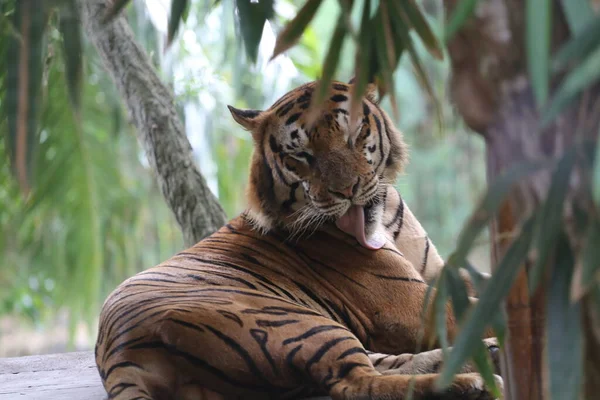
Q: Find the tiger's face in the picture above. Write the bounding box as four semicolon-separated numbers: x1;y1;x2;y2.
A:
228;80;407;247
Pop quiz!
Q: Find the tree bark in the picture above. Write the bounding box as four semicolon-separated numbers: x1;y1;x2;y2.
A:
77;0;226;246
445;1;600;399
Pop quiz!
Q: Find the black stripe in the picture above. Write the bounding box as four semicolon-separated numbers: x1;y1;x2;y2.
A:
102;361;144;381
330;94;348;102
337;362;369;379
337;347;367;360
304;337;355;372
421;236;430;274
283;325;348;345
371;273;425;284
256;319;300;327
286;113;302;125
332;83;348;91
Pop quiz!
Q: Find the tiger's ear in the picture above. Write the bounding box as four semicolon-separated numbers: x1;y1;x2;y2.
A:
347;77;377;103
227;105;263;131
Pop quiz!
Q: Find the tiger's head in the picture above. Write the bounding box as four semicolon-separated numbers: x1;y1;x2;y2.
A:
228;80;407;248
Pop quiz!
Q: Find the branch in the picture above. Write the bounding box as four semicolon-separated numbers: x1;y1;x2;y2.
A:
77;0;226;246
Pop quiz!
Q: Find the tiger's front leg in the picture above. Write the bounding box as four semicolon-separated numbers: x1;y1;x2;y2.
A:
367;338;501;376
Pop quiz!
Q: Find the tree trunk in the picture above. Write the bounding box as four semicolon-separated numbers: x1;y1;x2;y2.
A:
445;1;600;399
77;0;226;246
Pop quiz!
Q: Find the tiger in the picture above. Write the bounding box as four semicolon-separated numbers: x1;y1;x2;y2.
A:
95;80;501;400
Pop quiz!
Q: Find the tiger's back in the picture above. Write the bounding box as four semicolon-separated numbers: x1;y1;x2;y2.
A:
96;80;499;400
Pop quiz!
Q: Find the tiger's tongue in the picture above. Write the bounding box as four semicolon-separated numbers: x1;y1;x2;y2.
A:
335;205;385;250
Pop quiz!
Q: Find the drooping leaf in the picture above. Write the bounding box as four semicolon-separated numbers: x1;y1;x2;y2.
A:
542;45;600;127
235;0;274;63
445;267;501;396
349;0;374;122
547;233;583;400
560;0;595;34
389;0;442;131
463;261;507;344
102;0;131;24
552;16;600;70
373;7;398;118
308;15;346;120
572;218;600;301
436;212;537;389
166;0;189;48
593;129;600;210
270;0;322;60
5;0;47;194
526;0;551;108
432;270;449;351
444;0;478;41
399;0;443;60
529;147;576;293
58;0;83;112
449;160;548;265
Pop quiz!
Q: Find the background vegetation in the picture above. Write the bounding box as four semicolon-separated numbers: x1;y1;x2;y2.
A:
0;0;487;356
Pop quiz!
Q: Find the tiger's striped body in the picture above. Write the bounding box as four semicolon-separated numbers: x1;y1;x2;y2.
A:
96;81;499;399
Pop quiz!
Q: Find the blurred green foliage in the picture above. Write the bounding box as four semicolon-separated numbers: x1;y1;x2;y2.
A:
0;0;486;346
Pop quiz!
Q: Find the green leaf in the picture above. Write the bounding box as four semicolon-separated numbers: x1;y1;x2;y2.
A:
433;270;449;352
102;0;131;24
436;212;537;389
577;218;600;298
546;233;583;400
444;0;478;42
529;148;576;294
167;0;189;48
235;0;274;63
270;0;322;60
349;0;373;120
560;0;595;35
373;7;397;116
449;160;548;264
593;130;600;210
463;261;507;344
526;0;551;108
543;45;600;127
552;16;600;70
471;341;501;397
5;0;46;194
58;1;83;112
309;15;346;116
389;0;442;131
399;0;443;60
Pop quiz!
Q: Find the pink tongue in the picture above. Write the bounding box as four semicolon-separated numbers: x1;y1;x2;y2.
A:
335;205;385;250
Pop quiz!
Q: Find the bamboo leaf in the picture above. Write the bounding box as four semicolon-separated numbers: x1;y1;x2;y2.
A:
349;0;373;122
547;233;583;400
593;131;600;210
5;0;46;194
58;1;83;112
373;7;397;118
102;0;131;24
560;0;595;34
166;0;189;48
399;0;443;60
436;212;537;389
471;341;501;397
433;270;449;351
529;148;576;293
308;15;346;120
526;0;551;108
572;218;600;300
236;0;274;63
270;0;322;60
389;0;442;130
542;46;600;127
553;16;600;70
444;0;478;41
449;160;548;264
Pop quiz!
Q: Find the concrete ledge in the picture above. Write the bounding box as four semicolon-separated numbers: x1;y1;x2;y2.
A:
0;351;105;400
0;352;331;400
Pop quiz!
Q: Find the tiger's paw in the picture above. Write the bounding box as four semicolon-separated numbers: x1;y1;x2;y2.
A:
424;373;503;400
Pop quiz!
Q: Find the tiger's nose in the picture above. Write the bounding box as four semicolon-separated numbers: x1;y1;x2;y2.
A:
330;178;360;199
